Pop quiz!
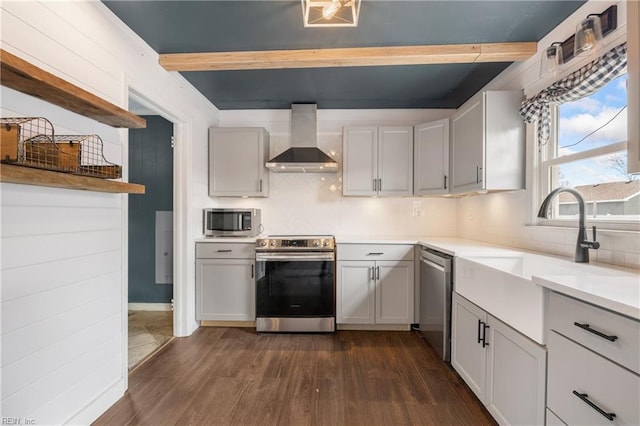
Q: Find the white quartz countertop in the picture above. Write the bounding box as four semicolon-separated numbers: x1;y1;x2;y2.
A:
195;236;258;243
195;234;639;319
533;272;640;320
335;236;514;257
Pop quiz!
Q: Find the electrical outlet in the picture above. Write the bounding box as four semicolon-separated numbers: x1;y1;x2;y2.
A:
412;201;424;217
467;207;475;221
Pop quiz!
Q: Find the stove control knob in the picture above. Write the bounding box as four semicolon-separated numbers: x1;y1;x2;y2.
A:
270;241;276;247
313;240;320;247
260;241;267;247
323;240;330;247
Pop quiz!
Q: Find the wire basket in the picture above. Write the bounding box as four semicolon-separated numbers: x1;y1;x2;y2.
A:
1;117;54;163
53;134;122;179
1;117;122;179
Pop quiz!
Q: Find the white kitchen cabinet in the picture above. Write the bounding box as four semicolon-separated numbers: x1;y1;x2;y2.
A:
336;244;414;325
343;126;413;196
414;118;450;195
337;261;376;324
451;91;524;194
452;292;546;426
195;242;255;321
547;291;640;425
485;312;546;426
452;291;487;399
209;127;270;197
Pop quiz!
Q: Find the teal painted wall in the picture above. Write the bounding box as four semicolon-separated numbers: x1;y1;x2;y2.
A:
128;115;173;303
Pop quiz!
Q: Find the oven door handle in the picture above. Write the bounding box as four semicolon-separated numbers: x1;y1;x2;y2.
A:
255;252;335;262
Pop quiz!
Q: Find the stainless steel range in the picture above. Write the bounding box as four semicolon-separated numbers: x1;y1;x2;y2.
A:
255;235;335;333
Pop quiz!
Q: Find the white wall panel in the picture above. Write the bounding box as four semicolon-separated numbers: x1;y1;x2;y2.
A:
1;251;121;302
2;313;120;399
0;0;219;423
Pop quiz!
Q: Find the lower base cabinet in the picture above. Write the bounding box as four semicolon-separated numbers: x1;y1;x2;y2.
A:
195;243;255;321
546;291;640;426
452;292;546;425
336;244;414;326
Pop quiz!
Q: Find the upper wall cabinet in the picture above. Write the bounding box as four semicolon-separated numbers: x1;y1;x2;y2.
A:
414;118;450;196
451;91;525;194
343;126;413;197
209;127;270;197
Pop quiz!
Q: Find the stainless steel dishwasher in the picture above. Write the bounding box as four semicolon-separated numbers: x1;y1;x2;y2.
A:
419;247;453;362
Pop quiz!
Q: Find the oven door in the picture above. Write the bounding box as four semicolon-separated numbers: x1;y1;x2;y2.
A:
255;252;335;317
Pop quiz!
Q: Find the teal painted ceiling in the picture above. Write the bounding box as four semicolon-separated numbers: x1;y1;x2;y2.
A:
104;1;586;110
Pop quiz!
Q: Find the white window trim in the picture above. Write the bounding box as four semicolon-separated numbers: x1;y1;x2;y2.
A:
537;103;639;232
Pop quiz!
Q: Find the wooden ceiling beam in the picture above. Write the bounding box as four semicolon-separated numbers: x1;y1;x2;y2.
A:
159;42;536;72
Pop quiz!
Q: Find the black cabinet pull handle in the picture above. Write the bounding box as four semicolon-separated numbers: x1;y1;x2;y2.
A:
574;322;618;342
443;175;447;190
477;320;483;344
572;391;616;421
217;249;233;253
366;252;384;256
482;324;490;347
251;264;254;279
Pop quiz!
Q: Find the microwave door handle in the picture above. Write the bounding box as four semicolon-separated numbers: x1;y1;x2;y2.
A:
238;214;243;231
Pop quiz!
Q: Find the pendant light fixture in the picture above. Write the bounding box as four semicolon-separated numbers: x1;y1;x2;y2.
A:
539;5;617;78
574;14;604;56
540;42;564;77
301;0;361;27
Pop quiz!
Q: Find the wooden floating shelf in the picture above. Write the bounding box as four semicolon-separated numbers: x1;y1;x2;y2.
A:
0;164;145;194
0;48;146;129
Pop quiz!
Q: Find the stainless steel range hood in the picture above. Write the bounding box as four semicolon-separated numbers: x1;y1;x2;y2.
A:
266;104;338;173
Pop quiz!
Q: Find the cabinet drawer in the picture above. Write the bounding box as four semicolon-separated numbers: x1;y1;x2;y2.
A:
547;331;640;426
548;292;640;374
196;243;255;259
336;244;413;261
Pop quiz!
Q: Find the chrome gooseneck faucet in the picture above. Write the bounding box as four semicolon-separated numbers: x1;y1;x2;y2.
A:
537;187;600;263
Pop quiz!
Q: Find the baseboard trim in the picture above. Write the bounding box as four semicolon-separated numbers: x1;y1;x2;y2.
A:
128;303;172;312
337;324;411;331
200;320;256;328
65;378;125;425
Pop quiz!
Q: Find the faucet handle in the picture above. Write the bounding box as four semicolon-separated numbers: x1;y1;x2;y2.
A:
591;226;601;249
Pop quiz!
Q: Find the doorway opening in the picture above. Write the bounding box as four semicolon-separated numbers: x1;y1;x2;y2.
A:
126;95;175;370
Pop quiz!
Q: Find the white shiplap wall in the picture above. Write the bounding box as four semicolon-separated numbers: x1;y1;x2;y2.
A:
0;1;218;424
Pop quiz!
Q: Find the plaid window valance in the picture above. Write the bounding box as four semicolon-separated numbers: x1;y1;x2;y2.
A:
519;42;627;145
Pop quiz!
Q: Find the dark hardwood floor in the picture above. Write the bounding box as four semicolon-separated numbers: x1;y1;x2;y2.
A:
94;328;496;426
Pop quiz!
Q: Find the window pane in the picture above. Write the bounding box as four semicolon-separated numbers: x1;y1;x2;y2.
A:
557;75;627;157
551;152;640;219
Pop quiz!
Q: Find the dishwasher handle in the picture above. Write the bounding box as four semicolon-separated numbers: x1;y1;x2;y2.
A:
420;249;451;272
420;256;446;272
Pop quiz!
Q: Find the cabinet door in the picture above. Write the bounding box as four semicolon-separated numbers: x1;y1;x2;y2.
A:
375;260;413;324
196;258;255;321
337;261;375;324
485;314;546;426
378;126;413;196
209;128;269;197
414;119;450;195
451;292;487;401
451;96;484;193
343;127;378;196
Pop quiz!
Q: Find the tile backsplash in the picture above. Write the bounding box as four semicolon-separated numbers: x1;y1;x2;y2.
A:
207;130;458;237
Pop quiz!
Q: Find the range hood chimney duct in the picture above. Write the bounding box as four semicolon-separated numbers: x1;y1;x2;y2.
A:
265;104;338;173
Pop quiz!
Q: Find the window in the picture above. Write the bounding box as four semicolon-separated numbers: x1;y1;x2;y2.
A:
541;73;640;225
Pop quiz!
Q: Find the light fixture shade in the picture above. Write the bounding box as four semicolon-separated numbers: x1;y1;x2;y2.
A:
540;43;564;77
574;15;603;56
301;0;361;27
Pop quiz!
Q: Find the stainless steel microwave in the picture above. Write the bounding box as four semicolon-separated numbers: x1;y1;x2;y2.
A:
203;208;262;237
